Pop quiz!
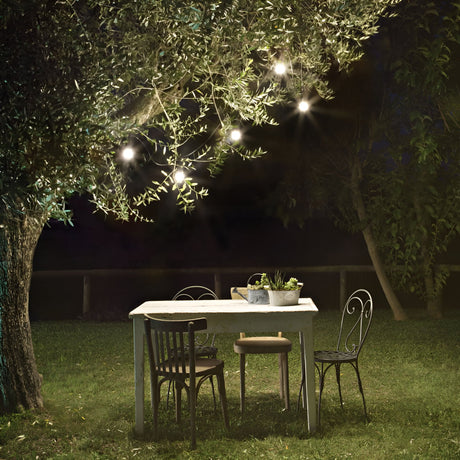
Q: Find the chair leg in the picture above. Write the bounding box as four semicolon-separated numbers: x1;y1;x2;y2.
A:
216;369;230;429
352;362;368;421
335;363;344;409
151;376;160;441
210;376;217;411
317;363;327;427
166;380;175;408
175;381;182;424
296;374;304;412
239;353;246;414
189;380;197;450
280;352;290;410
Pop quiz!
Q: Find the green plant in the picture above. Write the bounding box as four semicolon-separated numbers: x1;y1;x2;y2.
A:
247;273;269;290
266;271;301;291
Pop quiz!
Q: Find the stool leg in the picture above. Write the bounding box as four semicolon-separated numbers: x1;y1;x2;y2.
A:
239;353;246;414
278;353;285;399
281;352;290;410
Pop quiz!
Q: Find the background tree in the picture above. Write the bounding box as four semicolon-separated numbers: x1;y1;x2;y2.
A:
0;0;400;413
365;0;460;318
264;0;459;320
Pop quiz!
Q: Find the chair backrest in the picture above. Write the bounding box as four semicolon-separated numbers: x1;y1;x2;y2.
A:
173;286;217;348
144;316;208;377
173;285;218;300
337;289;373;355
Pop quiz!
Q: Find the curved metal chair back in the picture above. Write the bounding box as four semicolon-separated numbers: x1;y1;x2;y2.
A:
173;285;218;301
297;289;374;424
337;289;373;356
172;286;218;350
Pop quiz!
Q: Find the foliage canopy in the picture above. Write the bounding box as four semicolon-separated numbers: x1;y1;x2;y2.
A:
0;0;401;224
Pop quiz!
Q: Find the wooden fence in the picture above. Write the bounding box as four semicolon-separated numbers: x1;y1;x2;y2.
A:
31;264;460;317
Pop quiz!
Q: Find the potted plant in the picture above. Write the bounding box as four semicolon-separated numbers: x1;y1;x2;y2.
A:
246;272;269;304
266;271;303;306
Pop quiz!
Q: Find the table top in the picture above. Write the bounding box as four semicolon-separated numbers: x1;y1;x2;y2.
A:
129;298;318;317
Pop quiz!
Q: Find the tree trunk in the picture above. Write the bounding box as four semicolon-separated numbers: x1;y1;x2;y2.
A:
412;192;443;319
350;160;408;321
0;207;48;413
424;267;443;319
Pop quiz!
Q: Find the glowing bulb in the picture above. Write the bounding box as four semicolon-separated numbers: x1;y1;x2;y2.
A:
121;147;135;161
274;62;287;75
230;129;242;142
298;100;310;112
174;169;186;184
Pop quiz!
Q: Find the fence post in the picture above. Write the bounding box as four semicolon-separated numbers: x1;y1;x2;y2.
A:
339;270;346;310
83;275;91;315
214;272;222;298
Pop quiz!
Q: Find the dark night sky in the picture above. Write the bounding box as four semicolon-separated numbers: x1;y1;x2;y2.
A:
33;153;371;272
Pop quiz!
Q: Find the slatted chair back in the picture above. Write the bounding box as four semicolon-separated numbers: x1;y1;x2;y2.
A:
337;289;373;356
144;315;228;449
145;316;207;380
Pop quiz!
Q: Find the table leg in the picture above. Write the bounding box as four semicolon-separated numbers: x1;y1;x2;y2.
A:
298;331;307;409
300;321;317;433
133;316;145;436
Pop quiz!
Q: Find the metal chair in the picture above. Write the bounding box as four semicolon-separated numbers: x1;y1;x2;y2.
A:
144;316;229;449
231;287;292;414
170;286;218;409
298;289;373;425
173;286;218;359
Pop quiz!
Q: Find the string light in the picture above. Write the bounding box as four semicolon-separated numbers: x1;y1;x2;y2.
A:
298;100;310;112
230;129;242;142
174;169;186;184
121;147;135;161
274;62;287;75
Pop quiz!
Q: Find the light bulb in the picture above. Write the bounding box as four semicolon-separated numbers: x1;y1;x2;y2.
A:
298;100;310;112
121;147;135;161
174;169;186;184
274;62;287;75
230;129;242;142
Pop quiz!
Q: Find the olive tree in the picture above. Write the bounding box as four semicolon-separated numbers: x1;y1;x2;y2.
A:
0;0;399;413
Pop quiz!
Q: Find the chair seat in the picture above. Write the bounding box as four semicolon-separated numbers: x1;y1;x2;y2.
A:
314;350;358;363
234;336;292;354
157;358;224;377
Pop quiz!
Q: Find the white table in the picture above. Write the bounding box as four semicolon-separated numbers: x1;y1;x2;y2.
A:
129;298;318;435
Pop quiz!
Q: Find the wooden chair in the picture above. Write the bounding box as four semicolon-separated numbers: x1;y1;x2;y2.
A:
144;315;229;449
298;289;373;425
231;287;292;414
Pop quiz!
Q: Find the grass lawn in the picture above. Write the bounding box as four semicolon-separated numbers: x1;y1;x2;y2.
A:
0;309;459;459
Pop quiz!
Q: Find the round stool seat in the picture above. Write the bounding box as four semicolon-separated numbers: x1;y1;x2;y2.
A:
234;336;292;354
